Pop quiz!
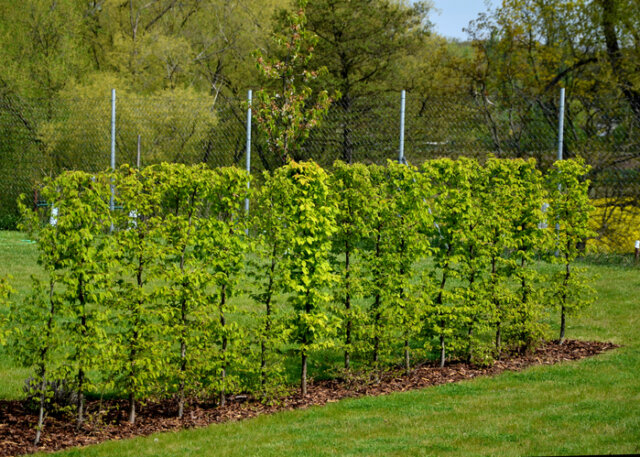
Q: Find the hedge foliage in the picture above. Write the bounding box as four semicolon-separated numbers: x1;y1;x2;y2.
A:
1;157;595;429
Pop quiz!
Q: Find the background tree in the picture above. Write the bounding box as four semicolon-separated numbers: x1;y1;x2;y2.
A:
253;0;333;168
295;0;432;163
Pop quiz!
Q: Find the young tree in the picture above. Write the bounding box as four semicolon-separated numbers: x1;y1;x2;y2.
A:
12;193;67;443
250;171;290;396
156;163;211;418
364;163;396;373
421;158;478;368
109;165;167;425
197;167;250;406
328;162;375;370
35;172;113;428
546;158;596;343
269;161;337;396
480;159;522;358
509;159;550;351
384;161;432;374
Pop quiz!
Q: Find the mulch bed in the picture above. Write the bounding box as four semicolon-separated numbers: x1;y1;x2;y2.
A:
0;339;618;457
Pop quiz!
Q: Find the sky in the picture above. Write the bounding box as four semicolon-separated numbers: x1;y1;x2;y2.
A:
426;0;499;40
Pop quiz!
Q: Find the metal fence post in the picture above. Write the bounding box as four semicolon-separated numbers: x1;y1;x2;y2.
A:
398;89;406;164
110;88;116;232
137;134;141;169
555;87;565;255
557;87;565;161
245;90;252;220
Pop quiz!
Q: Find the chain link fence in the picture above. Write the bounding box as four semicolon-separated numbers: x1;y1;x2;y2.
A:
1;90;639;253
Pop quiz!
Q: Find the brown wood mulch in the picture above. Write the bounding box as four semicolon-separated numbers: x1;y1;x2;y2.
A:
0;339;618;457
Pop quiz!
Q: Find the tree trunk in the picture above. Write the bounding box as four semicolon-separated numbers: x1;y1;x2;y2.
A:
439;332;446;368
35;367;46;446
77;276;87;430
220;284;227;407
177;196;195;418
559;305;566;344
344;240;351;370
128;393;136;424
491;256;502;359
300;351;308;396
404;339;410;375
178;337;186;418
77;369;85;429
261;243;277;389
559;253;571;344
372;230;382;370
35;279;56;445
600;0;640;121
341;95;353;163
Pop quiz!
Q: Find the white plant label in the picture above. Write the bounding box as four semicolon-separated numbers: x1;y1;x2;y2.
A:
50;207;58;226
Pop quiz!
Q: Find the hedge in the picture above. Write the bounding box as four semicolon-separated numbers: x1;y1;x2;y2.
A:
1;157;594;437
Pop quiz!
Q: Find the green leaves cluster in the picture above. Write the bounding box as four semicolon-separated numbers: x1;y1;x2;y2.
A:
1;157;595;438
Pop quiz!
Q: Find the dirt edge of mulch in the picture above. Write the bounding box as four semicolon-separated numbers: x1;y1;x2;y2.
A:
0;339;619;457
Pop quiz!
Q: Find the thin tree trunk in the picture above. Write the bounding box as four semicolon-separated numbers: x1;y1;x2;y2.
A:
341;95;353;163
129;248;144;425
559;250;571;344
220;284;227;407
344;239;351;370
77;368;85;429
77;276;87;429
439;332;446;368
177;192;196;418
436;249;451;369
404;339;410;375
491;256;502;359
301;351;308;396
301;288;312;396
261;242;277;389
35;278;56;445
35;365;46;445
178;330;186;419
372;230;382;370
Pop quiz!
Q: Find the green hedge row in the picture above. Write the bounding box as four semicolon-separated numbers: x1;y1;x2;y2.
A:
0;158;594;433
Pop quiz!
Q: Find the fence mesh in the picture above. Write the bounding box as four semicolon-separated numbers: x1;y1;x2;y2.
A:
1;90;639;252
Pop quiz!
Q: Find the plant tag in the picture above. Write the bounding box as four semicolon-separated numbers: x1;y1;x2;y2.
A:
50;207;58;226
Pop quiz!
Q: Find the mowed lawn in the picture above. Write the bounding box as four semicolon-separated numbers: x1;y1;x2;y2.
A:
0;230;638;457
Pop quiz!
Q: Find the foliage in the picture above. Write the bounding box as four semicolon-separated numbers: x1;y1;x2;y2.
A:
0;158;598;438
108;164;167;424
269;161;337;395
587;199;640;254
328;162;375;370
253;1;333;168
546;158;596;342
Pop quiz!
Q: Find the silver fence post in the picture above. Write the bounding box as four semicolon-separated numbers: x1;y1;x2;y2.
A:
137;134;141;169
110;88;116;232
555;87;565;254
245;90;252;224
398;89;406;164
557;87;565;161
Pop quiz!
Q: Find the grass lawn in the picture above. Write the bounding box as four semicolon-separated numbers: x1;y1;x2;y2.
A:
1;230;639;456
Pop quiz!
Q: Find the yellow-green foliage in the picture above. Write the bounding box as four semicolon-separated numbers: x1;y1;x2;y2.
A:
588;199;640;254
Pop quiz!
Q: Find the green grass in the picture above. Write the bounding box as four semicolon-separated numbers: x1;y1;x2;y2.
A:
1;230;639;456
